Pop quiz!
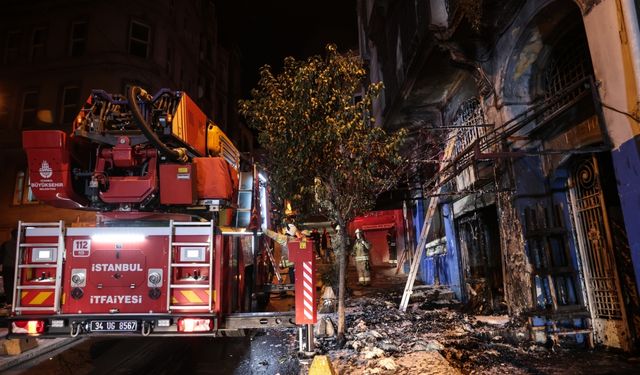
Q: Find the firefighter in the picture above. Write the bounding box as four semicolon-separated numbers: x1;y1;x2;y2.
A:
387;229;397;264
321;228;329;262
263;223;301;283
352;228;371;286
310;228;322;260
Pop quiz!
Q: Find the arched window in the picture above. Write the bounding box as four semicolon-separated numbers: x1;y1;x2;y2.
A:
542;30;593;114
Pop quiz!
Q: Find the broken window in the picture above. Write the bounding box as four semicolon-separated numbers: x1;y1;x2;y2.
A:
452;98;486;160
450;98;491;190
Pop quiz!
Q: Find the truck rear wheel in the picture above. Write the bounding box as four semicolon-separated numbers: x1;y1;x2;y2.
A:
243;265;254;312
255;290;270;311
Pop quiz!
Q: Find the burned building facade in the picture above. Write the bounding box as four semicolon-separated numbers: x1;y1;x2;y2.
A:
358;0;640;350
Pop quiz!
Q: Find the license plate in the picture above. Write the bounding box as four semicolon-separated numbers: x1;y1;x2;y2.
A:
90;320;138;332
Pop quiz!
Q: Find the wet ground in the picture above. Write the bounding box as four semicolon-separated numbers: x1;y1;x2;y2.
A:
6;328;300;375
3;293;300;375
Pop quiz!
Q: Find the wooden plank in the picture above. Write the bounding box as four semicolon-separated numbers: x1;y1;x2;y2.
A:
3;337;39;356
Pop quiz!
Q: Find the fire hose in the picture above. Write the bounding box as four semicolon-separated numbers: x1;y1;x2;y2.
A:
127;85;188;163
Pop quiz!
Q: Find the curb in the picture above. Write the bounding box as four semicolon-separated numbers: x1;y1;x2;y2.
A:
308;355;337;375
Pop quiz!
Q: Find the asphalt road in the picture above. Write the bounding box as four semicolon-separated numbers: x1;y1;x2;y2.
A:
6;329;301;375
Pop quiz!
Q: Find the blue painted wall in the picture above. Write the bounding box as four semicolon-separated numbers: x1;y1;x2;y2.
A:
511;155;584;309
611;136;640;295
417;202;463;300
442;203;462;299
412;199;425;280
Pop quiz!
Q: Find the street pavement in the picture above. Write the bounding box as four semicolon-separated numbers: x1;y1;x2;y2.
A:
0;327;83;373
1;328;300;375
0;292;300;375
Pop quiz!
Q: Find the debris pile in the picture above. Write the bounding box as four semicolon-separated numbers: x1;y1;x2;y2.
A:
314;291;465;374
310;287;640;374
315;289;562;374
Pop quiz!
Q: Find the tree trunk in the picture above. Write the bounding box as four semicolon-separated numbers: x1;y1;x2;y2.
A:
312;178;348;343
335;225;347;344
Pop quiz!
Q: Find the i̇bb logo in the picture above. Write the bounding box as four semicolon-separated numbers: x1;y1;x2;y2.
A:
39;160;53;179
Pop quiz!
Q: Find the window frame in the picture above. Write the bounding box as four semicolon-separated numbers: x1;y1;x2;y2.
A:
13;170;39;205
0;93;11;128
69;21;88;57
30;27;47;61
60;85;81;125
4;30;23;64
128;20;151;58
19;90;39;128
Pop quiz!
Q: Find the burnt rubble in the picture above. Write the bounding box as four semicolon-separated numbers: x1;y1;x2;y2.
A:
312;289;640;374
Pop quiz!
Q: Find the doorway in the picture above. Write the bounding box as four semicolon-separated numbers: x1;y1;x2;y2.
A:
457;205;504;313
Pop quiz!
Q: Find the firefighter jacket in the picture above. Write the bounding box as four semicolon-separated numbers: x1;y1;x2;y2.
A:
352;238;371;262
263;228;294;267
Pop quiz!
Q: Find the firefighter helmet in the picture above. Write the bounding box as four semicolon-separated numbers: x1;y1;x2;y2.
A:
285;223;298;237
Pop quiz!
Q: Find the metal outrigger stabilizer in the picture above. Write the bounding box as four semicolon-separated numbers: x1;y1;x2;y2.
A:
298;323;315;355
288;239;317;356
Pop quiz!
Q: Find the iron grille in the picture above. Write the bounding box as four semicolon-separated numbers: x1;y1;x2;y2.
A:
452;98;486;162
570;157;622;319
543;34;592;116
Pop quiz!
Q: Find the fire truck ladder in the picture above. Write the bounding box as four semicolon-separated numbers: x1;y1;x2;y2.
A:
12;221;65;314
263;239;283;284
167;221;215;312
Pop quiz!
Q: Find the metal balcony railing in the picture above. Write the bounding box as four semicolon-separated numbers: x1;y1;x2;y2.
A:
424;75;601;196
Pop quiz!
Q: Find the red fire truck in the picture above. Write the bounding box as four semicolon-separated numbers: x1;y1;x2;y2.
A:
7;87;316;343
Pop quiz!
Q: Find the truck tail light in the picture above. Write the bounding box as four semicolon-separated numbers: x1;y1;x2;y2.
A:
177;318;212;332
12;320;45;334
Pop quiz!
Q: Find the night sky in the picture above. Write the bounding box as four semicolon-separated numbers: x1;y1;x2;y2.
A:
217;0;358;96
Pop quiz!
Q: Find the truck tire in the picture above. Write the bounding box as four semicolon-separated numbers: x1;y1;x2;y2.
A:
255;290;270;311
243;265;254;312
